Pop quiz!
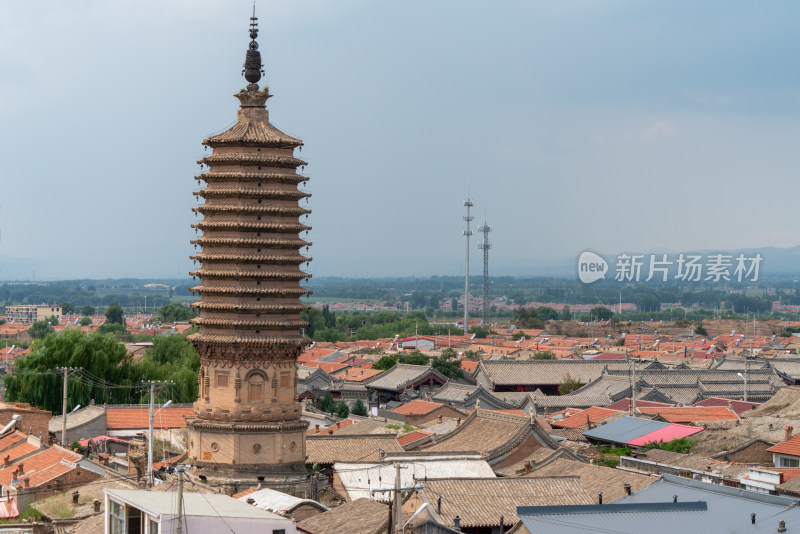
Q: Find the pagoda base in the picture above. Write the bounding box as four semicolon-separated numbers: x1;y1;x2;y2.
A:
187;418;308;480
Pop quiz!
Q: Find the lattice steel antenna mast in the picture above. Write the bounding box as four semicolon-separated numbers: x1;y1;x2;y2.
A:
463;198;473;335
478;222;492;326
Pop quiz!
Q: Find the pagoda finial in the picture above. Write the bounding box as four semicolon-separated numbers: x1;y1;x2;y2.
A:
242;5;264;87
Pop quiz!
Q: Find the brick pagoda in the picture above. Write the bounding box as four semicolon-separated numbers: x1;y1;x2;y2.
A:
186;13;311;478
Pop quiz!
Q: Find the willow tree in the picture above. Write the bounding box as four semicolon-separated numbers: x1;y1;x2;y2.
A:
3;328;138;413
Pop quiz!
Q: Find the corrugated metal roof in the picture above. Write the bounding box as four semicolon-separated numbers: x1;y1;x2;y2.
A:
519;474;800;533
519;502;709;534
627;423;703;446
333;459;495;502
582;416;669;444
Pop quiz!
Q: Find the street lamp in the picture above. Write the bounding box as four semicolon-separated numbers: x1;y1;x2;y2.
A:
737;372;748;403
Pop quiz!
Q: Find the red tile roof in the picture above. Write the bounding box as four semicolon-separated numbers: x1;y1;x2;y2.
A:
106;406;194;430
460;360;479;373
392;400;442;416
397;430;433;447
333;367;384;382
693;397;760;415
637;406;739;423
0;446;82;488
0;432;27;452
550;406;621;429
768;433;800;457
302;361;347;374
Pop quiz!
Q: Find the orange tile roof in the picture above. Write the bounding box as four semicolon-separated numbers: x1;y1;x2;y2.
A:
638;406;739;423
0;446;82;488
550;406;621;429
106;406;194;430
332;367;384;382
0;432;27;452
397;430;433;447
392;400;442;416
460;360;479;373
768;433;800;457
303;361;347;374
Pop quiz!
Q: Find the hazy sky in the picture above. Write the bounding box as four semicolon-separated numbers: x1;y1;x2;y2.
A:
2;1;800;280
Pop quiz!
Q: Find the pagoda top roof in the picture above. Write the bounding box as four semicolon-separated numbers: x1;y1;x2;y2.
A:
204;88;302;148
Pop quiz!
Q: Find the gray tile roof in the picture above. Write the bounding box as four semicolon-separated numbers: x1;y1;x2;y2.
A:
364;364;448;392
432;382;478;403
476;360;631;388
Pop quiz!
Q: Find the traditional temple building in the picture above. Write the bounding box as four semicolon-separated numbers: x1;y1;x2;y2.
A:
186;13;312;479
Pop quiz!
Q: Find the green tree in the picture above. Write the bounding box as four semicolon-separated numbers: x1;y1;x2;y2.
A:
79;317;93;326
3;329;137;412
60;302;76;315
80;305;96;316
105;302;125;325
28;319;55;340
373;354;399;371
559;373;582;395
694;323;708;336
157;303;193;323
559;306;572;321
132;334;200;403
535;306;559;321
317;392;335;413
352;399;368;417
335;401;350;419
589;306;614;321
432;349;463;379
532;351;556;360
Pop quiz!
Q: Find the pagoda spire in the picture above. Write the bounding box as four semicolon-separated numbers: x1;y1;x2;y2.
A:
242;6;264;86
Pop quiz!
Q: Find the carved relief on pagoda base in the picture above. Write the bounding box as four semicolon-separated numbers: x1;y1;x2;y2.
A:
187;417;307;471
192;401;302;423
192;342;304;361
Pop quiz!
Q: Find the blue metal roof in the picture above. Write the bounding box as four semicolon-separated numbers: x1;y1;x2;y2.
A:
581;416;669;445
518;475;800;534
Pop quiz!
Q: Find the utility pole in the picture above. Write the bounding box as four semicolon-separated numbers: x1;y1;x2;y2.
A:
630;358;636;416
370;463;422;534
393;462;401;533
463;198;473;335
146;380;174;487
56;367;80;447
176;467;184;534
478;222;492;327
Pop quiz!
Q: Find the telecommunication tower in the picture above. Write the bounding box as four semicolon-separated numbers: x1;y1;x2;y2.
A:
478;223;492;326
463;199;473;335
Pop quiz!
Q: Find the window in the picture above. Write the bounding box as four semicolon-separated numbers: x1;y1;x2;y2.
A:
216;372;229;388
781;457;800;467
109;500;125;534
149;517;159;534
272;530;286;534
248;379;263;402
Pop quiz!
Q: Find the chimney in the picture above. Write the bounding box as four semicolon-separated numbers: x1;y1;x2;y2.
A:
315;424;320;432
438;414;443;424
456;417;461;427
3;455;9;467
72;491;79;505
752;513;756;525
22;478;29;489
17;463;23;476
598;492;603;505
786;426;794;441
778;520;787;533
524;461;532;474
673;495;678;503
336;421;341;429
437;495;442;514
624;484;631;496
453;515;461;532
93;500;101;514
